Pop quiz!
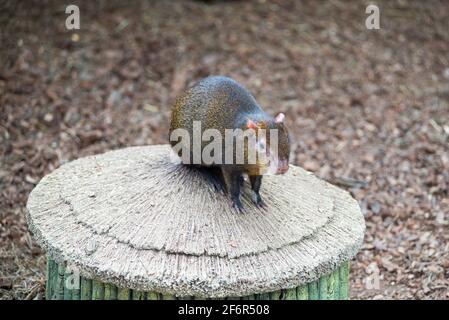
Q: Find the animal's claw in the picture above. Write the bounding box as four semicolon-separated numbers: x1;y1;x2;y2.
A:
231;198;245;213
251;191;265;208
257;200;267;208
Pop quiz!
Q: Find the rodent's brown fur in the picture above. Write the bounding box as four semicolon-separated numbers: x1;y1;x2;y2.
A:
169;76;290;211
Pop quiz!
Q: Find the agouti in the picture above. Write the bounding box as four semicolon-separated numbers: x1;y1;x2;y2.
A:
169;76;290;211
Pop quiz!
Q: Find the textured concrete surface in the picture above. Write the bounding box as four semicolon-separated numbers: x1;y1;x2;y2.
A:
26;145;365;297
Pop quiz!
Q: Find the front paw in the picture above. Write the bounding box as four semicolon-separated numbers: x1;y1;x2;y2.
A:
231;197;245;213
251;191;265;208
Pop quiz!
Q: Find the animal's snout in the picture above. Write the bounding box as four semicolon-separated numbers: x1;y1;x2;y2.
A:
276;159;289;174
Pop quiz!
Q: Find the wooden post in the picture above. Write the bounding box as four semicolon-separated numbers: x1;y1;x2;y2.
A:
27;145;365;300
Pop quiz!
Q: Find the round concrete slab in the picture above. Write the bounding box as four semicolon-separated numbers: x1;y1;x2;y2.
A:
27;144;365;298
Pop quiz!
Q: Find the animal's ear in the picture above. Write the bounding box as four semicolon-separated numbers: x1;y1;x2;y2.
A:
275;113;285;123
247;119;258;129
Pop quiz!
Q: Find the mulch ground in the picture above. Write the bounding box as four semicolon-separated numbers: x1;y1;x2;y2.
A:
1;0;448;300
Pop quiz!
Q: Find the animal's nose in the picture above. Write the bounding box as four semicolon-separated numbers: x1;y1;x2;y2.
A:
277;160;289;174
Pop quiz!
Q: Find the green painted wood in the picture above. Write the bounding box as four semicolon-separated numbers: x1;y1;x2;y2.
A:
339;262;350;300
104;284;117;300
255;292;271;300
117;288;131;300
59;263;80;300
71;271;81;300
80;278;92;300
72;286;81;300
131;290;146;300
269;290;282;300
296;285;308;300
146;291;159;300
318;276;328;300
63;267;73;300
326;269;337;299
332;268;340;299
283;288;297;300
45;259;53;300
53;264;65;300
51;259;59;300
45;256;351;300
308;280;319;300
92;280;105;300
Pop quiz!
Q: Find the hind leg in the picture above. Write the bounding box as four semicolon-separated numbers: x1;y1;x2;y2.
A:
198;166;225;193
